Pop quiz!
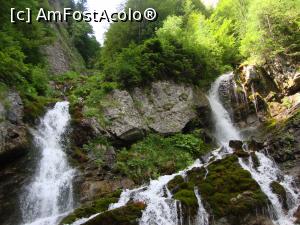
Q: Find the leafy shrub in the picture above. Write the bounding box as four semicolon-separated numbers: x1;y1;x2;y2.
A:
116;133;211;183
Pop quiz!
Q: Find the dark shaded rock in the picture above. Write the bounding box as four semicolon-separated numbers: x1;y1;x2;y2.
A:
82;202;146;225
294;205;300;224
72;118;102;147
250;152;260;170
215;215;273;225
247;139;264;152
270;181;288;210
0;103;5;122
229;140;243;150
0;123;29;164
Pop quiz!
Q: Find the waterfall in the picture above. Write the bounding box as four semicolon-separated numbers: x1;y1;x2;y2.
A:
239;153;300;225
207;73;241;146
70;73;299;225
208;74;299;225
194;188;209;225
20;102;75;225
108;160;203;225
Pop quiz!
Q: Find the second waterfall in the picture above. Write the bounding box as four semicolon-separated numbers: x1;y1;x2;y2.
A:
20;102;75;225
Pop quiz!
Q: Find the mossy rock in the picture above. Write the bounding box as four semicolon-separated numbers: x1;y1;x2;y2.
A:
82;202;146;225
168;156;269;224
59;190;122;225
197;156;268;221
234;149;249;158
174;189;198;208
167;175;185;193
270;181;288;210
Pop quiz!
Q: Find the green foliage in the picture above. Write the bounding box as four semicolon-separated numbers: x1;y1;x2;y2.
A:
101;0;243;88
68;20;100;67
174;189;198;207
240;0;300;62
53;71;118;126
82;137;111;166
104;38;199;87
0;0;57;118
116;133;211;184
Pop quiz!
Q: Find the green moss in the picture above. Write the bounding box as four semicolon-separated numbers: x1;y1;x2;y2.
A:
270;181;287;209
82;202;146;225
167;175;185;193
168;156;269;223
197;156;268;220
174;189;198;207
59;190;122;225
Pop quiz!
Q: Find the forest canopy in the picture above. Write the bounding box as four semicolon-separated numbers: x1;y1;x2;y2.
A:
99;0;299;88
0;0;299;94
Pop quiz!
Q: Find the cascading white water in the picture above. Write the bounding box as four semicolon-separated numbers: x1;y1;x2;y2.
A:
70;73;299;225
20;102;75;225
194;188;209;225
109;160;203;225
239;152;300;225
207;73;241;146
208;74;299;225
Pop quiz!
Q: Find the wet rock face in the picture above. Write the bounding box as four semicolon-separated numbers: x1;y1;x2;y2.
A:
215;215;273;225
80;178;135;202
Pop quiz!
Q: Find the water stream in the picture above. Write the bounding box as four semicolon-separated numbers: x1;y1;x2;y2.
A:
69;73;299;225
20;102;75;225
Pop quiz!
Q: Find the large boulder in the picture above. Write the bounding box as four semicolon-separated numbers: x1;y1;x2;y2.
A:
103;90;146;142
100;81;209;142
132;81;208;134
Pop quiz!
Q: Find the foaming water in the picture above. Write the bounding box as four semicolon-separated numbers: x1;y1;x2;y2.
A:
70;74;299;225
109;160;203;225
20;102;75;225
239;152;300;225
207;73;241;146
208;74;299;225
194;188;209;225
